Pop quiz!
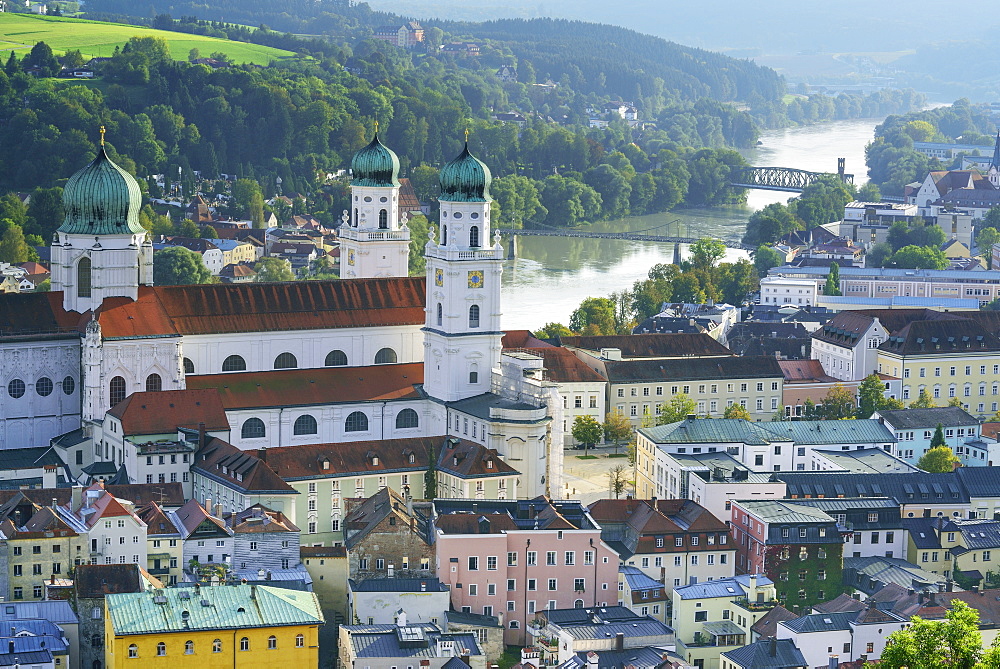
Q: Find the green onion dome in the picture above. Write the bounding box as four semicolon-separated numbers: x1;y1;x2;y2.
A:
58;146;145;236
439;144;492;203
350;134;400;187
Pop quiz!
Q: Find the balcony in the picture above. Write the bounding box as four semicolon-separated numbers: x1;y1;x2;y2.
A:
733;597;779;612
684;622;745;648
147;567;171;575
338;228;410;242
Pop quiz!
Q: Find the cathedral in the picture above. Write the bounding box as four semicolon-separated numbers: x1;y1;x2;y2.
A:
0;133;564;499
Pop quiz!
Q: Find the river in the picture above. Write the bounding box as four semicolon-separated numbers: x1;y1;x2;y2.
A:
498;117;881;330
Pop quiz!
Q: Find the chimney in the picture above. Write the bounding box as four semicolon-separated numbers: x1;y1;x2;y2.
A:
71;487;81;511
198;422;206;448
7;640;12;654
769;637;777;657
614;632;624;651
215;503;222;518
257;447;267;463
205;498;213;514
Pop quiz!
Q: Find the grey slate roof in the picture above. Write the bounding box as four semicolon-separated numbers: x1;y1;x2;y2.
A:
778;611;855;633
443;610;501;628
775;472;968;504
345;625;482;658
808;448;916;474
639;419;770;445
900;518;943;549
0;446;65;471
559;619;673;641
541;606;635;625
790;497;898;512
876;406;978;430
756;420;895;445
721;638;807;669
0;601;77;625
567;646;671;669
843;556;948;595
735;500;835;524
955;467;1000;498
350;578;449;593
605;356;783;383
620;566;664;592
674;575;773;600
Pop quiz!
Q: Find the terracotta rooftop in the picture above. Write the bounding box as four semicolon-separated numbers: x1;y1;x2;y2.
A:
172;498;229;537
439;440;518;478
185;363;423;409
514;346;605;383
135;501;180;536
777;359;839;383
107;388;229;435
193;439;296;494
501;330;553;349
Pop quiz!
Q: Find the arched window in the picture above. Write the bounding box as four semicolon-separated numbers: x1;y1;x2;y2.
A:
268;636;277;650
469;305;480;329
470;225;480;248
62;376;75;395
128;645;138;659
325;350;348;367
241;418;266;439
293;414;318;435
574;599;584;608
378;209;388;229
109;376;126;406
183;358;194;374
345;411;368;433
156;642;166;656
78;257;92;299
274;352;298;369
184;641;194;655
222;355;247;372
240;637;249;651
145;373;162;392
295;634;304;648
396;408;419;429
374;348;397;365
36;377;53;397
442;225;448;245
436;303;443;327
212;639;222;653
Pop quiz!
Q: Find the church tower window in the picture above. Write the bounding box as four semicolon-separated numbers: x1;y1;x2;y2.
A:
145;374;162;392
374;348;397;365
378;209;388;229
443;226;448;245
437;303;443;327
109;376;126;406
77;257;92;299
470;225;480;248
469;305;480;329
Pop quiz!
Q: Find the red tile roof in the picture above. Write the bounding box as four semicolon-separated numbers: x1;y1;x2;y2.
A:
186;363;423;409
778;359;838;383
502;330;553;349
521;347;605;383
107;389;229;435
193;439;296;494
136;501;180;535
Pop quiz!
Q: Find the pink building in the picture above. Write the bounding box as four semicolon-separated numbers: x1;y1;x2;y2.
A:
432;498;620;645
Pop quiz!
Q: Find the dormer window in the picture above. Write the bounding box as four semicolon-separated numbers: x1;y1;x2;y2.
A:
321;459;330;470
486;460;494;469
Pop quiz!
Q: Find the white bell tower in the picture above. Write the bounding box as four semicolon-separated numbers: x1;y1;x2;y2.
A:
339;132;410;279
422;143;503;402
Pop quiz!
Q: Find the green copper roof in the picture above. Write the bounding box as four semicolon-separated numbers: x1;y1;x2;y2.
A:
106;584;323;635
351;134;400;187
58;147;145;236
439;144;492;202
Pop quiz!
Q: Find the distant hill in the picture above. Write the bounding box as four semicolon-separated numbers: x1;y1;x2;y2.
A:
0;14;295;64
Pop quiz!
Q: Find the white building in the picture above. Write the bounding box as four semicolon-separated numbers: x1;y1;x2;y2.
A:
810;311;888;382
758;276;817;307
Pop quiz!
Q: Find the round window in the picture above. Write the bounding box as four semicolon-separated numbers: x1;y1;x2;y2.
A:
380;196;388;203
364;196;372;202
354;195;358;201
471;212;480;219
453;212;463;219
442;211;448;218
36;377;53;397
8;379;25;399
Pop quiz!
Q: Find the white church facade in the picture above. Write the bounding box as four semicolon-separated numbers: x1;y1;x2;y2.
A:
0;132;563;501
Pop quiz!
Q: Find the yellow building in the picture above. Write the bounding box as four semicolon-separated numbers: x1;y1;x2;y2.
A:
0;505;85;601
105;584;324;669
876;319;1000;417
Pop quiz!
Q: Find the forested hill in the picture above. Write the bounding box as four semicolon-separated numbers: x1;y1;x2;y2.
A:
81;0;786;107
461;19;784;104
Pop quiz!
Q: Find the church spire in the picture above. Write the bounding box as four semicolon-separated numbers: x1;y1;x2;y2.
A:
991;129;1000;171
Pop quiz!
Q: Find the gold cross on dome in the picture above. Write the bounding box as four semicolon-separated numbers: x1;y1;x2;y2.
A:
99;125;106;146
465;128;469;143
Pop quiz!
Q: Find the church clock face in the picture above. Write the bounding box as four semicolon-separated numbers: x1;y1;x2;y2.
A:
467;270;484;289
348;249;355;266
435;268;444;286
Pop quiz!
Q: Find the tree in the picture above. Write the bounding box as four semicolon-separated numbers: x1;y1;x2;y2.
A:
656;394;697;425
231;179;265;228
931;423;946;449
0;223;31;263
910;388;937;408
153;246;211;286
753;245;785;278
23;42;60;77
866;242;894;268
253;257;294;282
978;227;1000;268
723;404;752;420
947;397;965;408
569;297;618;335
423;443;437;499
690;237;726;270
917;444;959;474
824;262;841;296
603;412;633;454
534;322;573;338
571;415;603;456
608;465;629;499
857;182;881;201
856;373;892;418
877;600;995;669
818;384;856;419
889;244;949;270
984;206;1000;230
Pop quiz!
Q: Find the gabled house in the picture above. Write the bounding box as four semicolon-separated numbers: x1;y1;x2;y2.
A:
135;501;182;584
343;487;433;581
170;498;232;580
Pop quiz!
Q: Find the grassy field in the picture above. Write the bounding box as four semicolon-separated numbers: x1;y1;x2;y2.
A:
0;13;296;65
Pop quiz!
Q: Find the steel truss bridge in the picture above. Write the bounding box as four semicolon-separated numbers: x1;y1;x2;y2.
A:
729;162;853;193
